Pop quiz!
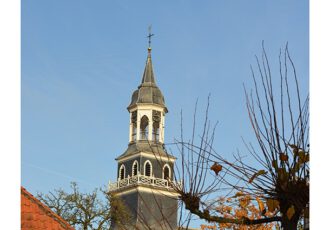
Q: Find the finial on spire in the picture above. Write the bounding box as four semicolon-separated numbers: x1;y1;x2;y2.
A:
147;25;154;52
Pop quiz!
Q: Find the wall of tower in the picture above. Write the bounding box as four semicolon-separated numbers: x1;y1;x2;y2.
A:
112;189;178;230
129;104;166;143
117;155;174;180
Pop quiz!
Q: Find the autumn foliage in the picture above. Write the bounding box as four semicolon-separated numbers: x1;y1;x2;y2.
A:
215;194;275;230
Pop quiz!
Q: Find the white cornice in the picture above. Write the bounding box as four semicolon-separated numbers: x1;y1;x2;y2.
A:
112;185;178;197
117;151;176;163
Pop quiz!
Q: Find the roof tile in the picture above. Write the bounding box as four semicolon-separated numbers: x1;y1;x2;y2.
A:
21;186;74;230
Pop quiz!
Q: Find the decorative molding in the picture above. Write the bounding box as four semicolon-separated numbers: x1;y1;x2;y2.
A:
108;175;180;197
117;151;176;163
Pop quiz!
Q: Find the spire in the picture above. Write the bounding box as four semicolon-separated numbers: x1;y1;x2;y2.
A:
141;49;156;85
141;26;156;85
128;27;167;112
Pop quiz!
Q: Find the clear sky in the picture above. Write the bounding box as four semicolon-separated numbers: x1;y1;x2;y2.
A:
21;0;308;227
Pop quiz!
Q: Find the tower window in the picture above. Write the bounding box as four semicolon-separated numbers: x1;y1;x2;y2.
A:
144;161;152;177
152;110;161;142
119;164;126;180
140;115;149;140
152;121;160;142
163;165;170;180
132;161;138;176
131;111;137;141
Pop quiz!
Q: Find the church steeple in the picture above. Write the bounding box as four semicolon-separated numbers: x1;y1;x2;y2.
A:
109;37;178;229
126;47;167;144
128;48;167;111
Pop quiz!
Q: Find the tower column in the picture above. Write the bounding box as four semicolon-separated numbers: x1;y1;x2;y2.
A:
129;113;133;142
148;119;153;141
136;116;141;141
160;115;165;143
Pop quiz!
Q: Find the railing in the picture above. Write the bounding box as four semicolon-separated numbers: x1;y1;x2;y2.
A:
108;174;181;192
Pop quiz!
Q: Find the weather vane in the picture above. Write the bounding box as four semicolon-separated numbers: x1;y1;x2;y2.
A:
147;25;154;48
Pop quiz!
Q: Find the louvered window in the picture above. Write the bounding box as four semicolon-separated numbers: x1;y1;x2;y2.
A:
119;165;125;180
132;161;138;176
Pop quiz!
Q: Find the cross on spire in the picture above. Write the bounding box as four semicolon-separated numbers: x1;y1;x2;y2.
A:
147;25;154;49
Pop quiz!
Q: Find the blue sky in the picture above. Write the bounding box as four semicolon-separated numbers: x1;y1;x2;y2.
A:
21;0;308;227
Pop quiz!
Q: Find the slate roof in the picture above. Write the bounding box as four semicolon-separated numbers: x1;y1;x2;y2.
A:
116;141;176;161
128;49;167;112
21;186;74;230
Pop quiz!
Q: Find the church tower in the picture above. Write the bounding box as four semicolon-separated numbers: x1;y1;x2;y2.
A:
109;44;178;229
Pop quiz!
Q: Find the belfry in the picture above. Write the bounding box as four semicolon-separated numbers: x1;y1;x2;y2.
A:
109;39;178;229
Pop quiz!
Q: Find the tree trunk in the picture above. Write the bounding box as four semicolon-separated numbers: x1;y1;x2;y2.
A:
282;220;298;230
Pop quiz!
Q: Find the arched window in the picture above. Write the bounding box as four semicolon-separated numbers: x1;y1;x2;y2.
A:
140;115;149;140
119;164;126;180
132;160;138;176
163;164;170;180
144;160;152;177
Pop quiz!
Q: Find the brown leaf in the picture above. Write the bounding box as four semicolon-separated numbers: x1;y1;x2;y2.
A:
279;153;288;162
239;197;250;208
233;191;245;198
256;197;265;213
266;199;279;212
289;144;297;149
298;152;309;164
210;162;222;175
286;205;295;220
289;144;299;155
272;160;278;168
248;170;267;183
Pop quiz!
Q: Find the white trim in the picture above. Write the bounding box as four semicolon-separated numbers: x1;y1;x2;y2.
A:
112;186;178;197
119;164;126;180
162;164;171;179
117;152;176;163
144;160;152;177
132;160;139;176
128;104;167;113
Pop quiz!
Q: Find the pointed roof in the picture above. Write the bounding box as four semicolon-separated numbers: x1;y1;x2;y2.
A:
128;48;167;112
141;48;156;86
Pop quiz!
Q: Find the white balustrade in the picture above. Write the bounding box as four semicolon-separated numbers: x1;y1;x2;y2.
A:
108;174;179;192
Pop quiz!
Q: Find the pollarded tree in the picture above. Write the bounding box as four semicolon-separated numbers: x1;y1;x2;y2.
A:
171;43;309;230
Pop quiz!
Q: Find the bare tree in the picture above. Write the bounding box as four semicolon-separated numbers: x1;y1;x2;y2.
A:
171;43;309;230
37;182;133;230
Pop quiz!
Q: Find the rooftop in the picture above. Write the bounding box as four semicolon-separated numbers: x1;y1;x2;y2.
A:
21;186;74;230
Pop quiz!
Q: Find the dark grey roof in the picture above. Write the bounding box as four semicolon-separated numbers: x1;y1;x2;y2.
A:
116;141;176;161
128;50;167;112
